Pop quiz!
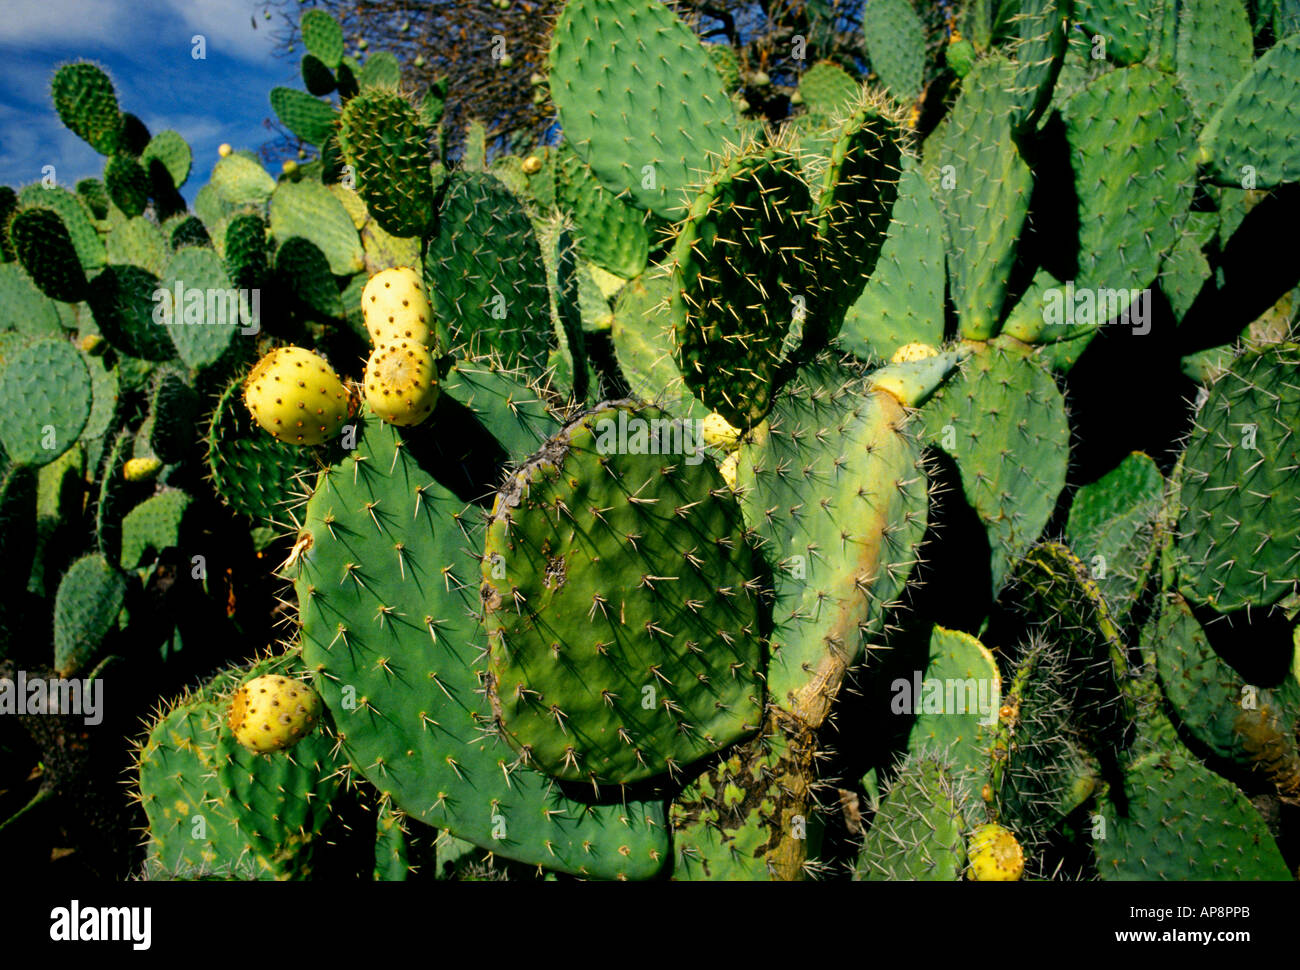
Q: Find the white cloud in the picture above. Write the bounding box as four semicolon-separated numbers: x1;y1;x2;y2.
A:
156;0;281;64
0;0;119;48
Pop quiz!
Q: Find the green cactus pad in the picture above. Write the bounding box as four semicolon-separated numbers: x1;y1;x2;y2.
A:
338;90;435;238
671;142;815;430
270;87;339;148
141;130;192;191
440;361;560;463
921;338;1069;595
483;402;764;784
160;246;241;369
223;213;269;290
1075;0;1151;64
1176;344;1300;611
50;62;123;156
1006;0;1068;132
796;61;861;117
1066;65;1198;314
838;158;946;362
0;262;62;337
120;489;192;569
53;552;126;676
106;216;167;277
87;264;175;361
168;215;210;251
301;54;336;96
95;428;132;562
294;417;670;878
1176;0;1254;125
358;52;401;90
554;146;648;281
1095;747;1290;879
548;0;741;220
425;171;550;374
209;153;276;208
16;184;105;278
863;0;926;103
906;627;1001;779
9;207;88;303
269;180;363;276
854;751;967;881
75;178;109;219
1200;34;1300;189
276;237;343;319
610;271;709;422
301;9;344;69
1065;451;1164;619
104;154;150;218
922;57;1032;340
0;337;91;466
736;361;927;725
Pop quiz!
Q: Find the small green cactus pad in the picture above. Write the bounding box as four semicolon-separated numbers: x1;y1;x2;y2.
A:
1201;35;1300;189
301;54;336;97
120;489;193;569
169;215;210;251
146;368;199;463
139;700;279;880
809;93;905;344
863;0;926;103
277;237;344;319
0;337;92;467
921;338;1069;596
53;552;126;676
141;130;192;191
338;90;435;238
0;262;62;337
301;9;344;69
736;362;927;726
671;142;815;430
854;751;967;881
1176;344;1300;611
610;270;710;423
205;377;314;523
9;207;88;303
671;710;818;880
16;184;105;278
440;361;560;463
1075;0;1152;65
209;153;276;208
838;158;946;362
796;61;860;118
1065;451;1164;619
87;264;175;361
104;154;150;218
425;172;550;375
75;177;109;219
922;57;1032;340
269;180;363;276
483;402;764;785
160;246;241;370
50;62;123;155
294;418;670;878
1176;0;1254;124
373;803;410;880
358;52;401;91
1095;747;1291;880
223;213;269;290
1066;65;1198;315
548;0;741;220
1153;592;1300;796
270;87;339;148
906;627;1001;780
1006;0;1068;132
554;145;649;281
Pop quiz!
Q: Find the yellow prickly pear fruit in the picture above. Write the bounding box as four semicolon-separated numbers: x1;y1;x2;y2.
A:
218;143;232;157
702;411;743;450
966;823;1025;881
242;346;350;446
362;267;434;348
364;339;440;426
123;456;163;482
227;674;322;754
282;158;298;175
79;333;105;355
719;450;740;490
891;342;939;364
522;155;543;175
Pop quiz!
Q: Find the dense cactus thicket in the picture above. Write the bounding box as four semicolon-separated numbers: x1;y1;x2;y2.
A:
2;0;1299;881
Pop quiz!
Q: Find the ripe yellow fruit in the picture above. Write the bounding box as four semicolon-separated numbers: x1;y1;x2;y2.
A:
123;456;162;482
522;154;543;175
364;339;440;426
719;450;740;490
966;823;1025;881
282;158;298;175
243;346;350;446
227;674;322;754
218;143;232;157
891;342;939;364
362;267;434;348
702;411;743;450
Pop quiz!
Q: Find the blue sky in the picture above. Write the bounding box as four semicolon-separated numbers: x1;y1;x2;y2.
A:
0;0;298;202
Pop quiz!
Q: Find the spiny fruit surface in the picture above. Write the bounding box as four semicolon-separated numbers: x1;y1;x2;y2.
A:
363;340;439;426
227;673;322;753
966;823;1024;881
123;456;162;482
242;346;350;446
483;402;764;785
362;266;434;348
